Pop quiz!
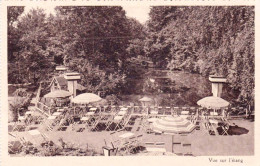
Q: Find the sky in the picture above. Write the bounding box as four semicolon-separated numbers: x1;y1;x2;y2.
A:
23;5;150;24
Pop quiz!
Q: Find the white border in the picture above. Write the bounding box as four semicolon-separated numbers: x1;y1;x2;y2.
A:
1;1;259;166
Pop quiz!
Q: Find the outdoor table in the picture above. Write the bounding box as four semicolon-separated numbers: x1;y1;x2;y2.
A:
181;111;189;115
150;110;159;114
119;132;135;139
47;116;57;120
57;108;64;112
86;112;95;116
210;112;218;116
209;119;218;124
81;117;90;121
118;110;127;116
120;107;128;111
18;116;26;121
52;112;62;116
28;129;41;136
89;108;97;111
114;116;123;121
25;111;33;115
147;118;158;123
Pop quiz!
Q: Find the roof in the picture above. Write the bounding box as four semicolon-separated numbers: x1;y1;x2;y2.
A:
49;75;86;91
55;76;67;87
77;83;87;91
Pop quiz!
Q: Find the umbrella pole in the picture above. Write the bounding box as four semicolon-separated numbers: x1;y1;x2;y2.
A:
172;135;174;153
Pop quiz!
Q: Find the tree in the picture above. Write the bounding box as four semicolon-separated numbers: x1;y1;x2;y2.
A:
8;6;25;84
145;6;254;105
16;8;54;85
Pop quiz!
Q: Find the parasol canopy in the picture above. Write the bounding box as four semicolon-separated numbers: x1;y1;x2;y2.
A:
71;93;102;104
152;116;196;134
139;96;153;102
197;96;229;109
44;90;72;98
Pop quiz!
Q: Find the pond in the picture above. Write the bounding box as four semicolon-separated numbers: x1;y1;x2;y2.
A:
121;68;238;107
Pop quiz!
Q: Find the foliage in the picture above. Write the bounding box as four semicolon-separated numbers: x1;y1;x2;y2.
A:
9;88;33;122
8;6;145;96
145;6;254;106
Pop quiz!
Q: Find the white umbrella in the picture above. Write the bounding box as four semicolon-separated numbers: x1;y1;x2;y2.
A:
197;96;229;109
139;96;153;102
71;93;102;104
152;116;196;134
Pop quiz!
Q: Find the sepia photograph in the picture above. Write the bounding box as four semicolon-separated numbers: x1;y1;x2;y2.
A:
7;5;255;157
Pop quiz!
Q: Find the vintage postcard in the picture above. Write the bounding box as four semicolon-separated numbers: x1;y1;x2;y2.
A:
0;0;259;166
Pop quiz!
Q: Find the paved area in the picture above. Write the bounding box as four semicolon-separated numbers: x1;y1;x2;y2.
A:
9;118;254;156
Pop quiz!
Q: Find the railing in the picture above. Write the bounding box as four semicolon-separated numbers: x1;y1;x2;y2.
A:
35;102;51;117
66;105;250;119
35;83;42;102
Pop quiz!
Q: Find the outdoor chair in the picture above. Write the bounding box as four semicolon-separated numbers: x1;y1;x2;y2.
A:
12;122;26;132
164;107;171;115
114;117;125;131
220;124;229;135
18;115;26;123
8;141;23;154
173;107;180;116
41;133;49;141
130;134;143;151
90;116;102;131
133;106;141;114
140;118;152;133
8;132;17;138
127;136;139;154
119;141;132;155
104;118;114;131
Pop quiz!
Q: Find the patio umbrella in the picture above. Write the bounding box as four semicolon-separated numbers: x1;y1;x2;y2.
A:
197;96;229;109
44;90;72;98
139;96;153;102
151;116;196;134
71;93;102;104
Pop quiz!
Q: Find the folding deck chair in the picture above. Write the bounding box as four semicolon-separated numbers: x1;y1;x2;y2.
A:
8;141;23;154
220;124;229;135
12;122;26;132
90;116;102;131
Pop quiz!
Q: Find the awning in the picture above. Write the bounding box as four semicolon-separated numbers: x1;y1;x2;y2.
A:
44;90;72;98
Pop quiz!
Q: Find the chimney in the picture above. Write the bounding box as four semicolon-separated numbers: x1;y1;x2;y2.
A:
64;72;80;97
56;65;67;75
209;75;227;98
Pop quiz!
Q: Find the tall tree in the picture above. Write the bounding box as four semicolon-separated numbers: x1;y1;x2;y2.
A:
16;8;54;85
8;6;25;83
145;6;254;106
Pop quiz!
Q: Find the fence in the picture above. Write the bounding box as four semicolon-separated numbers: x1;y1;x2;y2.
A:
35;102;51;117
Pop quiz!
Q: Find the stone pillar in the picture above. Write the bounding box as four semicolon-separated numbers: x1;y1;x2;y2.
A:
209;75;227;98
64;72;81;97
